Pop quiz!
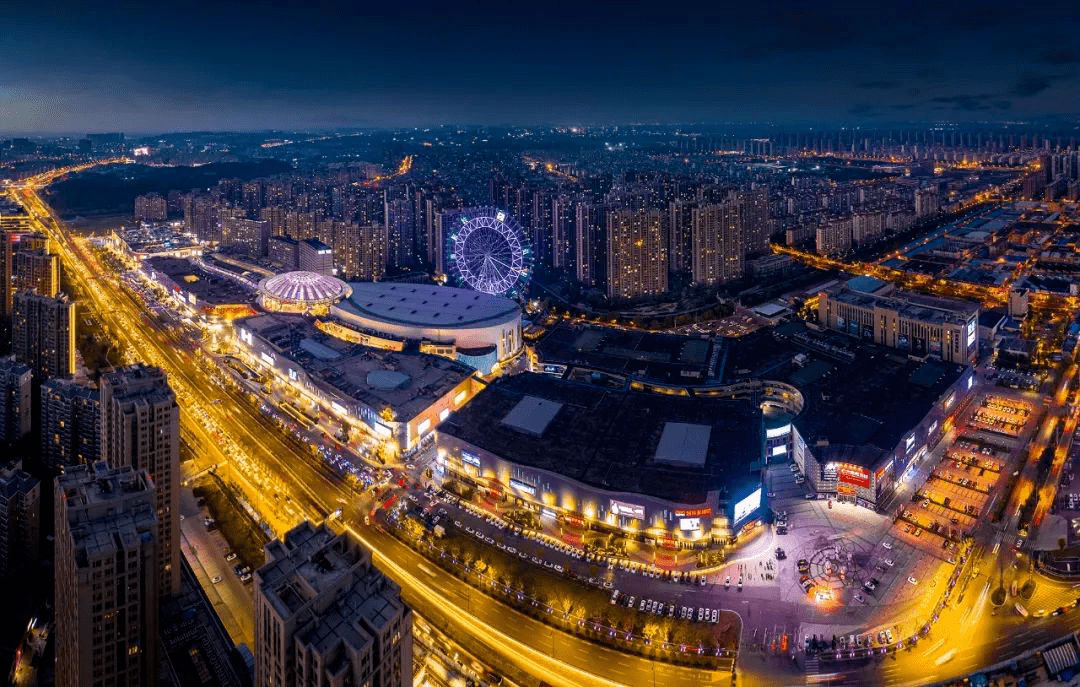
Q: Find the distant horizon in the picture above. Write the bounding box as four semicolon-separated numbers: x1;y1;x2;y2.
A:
4;116;1080;140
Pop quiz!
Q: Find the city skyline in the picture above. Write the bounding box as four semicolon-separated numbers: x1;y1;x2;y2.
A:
1;0;1079;134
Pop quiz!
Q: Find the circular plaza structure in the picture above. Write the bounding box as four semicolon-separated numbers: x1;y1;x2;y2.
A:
257;271;351;314
331;282;523;361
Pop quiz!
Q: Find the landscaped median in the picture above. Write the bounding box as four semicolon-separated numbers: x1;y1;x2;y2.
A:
379;507;739;669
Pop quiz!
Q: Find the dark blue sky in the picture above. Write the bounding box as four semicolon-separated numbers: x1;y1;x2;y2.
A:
2;0;1078;134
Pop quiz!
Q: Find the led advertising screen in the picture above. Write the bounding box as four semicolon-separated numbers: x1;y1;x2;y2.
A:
839;466;870;489
732;487;761;527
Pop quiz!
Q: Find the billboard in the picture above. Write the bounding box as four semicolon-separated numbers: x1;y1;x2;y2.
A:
839;466;870;489
509;478;536;496
679;518;701;531
766;424;792;439
461;451;481;467
732;488;761;527
674;507;712;518
966;319;977;349
609;499;645;520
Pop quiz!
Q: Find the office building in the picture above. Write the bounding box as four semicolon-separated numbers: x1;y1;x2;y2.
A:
100;365;180;597
299;237;334;275
55;462;158;687
0;460;39;578
691;202;744;285
12;290;76;380
40;379;101;473
605;208;668;300
14;248;60;297
255;521;413;687
0;357;32;444
817;277;980;364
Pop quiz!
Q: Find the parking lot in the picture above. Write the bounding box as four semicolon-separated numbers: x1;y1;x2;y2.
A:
900;393;1037;559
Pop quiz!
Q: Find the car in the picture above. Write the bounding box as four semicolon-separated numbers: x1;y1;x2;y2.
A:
790;464;799;472
1053;607;1068;616
908;576;918;586
885;629;894;643
725;575;731;588
711;608;718;623
798;559;810;573
225;552;237;561
775;548;786;560
805;493;817;500
795;476;806;484
913;528;922;537
884;558;894;567
1014;537;1025;550
882;541;893;550
854;593;865;603
211;575;222;584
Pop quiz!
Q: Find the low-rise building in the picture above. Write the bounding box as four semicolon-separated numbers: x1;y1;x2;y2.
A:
437;372;765;544
235;313;481;451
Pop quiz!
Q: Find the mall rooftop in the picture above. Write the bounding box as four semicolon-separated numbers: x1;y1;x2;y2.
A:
722;320;967;454
147;256;254;306
533;322;717;384
438;372;762;504
237;313;473;421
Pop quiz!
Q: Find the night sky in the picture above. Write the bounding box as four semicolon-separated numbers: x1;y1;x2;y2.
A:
1;0;1078;134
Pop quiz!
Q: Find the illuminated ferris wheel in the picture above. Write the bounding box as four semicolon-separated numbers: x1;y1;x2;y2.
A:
449;207;531;297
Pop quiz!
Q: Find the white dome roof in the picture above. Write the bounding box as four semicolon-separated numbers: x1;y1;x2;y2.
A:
258;271;350;304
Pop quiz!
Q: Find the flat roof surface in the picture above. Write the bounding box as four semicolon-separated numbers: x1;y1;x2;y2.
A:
239;314;473;421
535;322;717;383
149;256;254;305
440;373;761;504
722;321;967;454
339;282;520;328
500;396;563;437
654;422;711;466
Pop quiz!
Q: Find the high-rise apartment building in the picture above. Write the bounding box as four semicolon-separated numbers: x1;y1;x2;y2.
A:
0;460;39;579
574;200;603;287
605;208;668;300
40;378;101;473
691;202;745;285
667;199;695;273
55;462;159;687
0;357;32;444
12;290;76;381
133;193;167;222
255;521;413;687
14;248;60;297
333;223;387;280
100;365;180;597
269;235;300;269
298;237;335;275
739;188;770;256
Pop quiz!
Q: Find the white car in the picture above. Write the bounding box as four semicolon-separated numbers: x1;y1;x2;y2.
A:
884;558;894;567
882;541;894;550
908;576;918;586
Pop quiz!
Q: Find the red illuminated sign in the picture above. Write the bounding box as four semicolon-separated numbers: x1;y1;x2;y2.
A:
674;507;713;518
838;466;870;489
